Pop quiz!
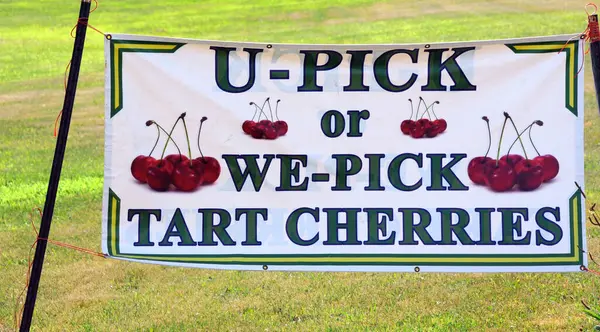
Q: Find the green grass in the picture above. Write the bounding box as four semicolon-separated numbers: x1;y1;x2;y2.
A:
1;0;600;330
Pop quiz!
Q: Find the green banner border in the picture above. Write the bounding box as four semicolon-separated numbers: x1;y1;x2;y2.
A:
505;40;580;116
109;39;186;118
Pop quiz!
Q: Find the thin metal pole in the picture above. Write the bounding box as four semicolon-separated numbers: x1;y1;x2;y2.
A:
589;14;600;112
19;0;92;330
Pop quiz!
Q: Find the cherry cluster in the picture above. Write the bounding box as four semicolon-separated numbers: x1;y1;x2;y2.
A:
400;97;447;138
242;97;288;140
130;113;221;192
467;112;559;192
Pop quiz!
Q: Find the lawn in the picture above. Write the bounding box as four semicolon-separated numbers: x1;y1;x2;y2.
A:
1;0;600;330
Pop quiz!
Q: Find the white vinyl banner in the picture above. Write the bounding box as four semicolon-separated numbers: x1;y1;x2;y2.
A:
102;33;586;273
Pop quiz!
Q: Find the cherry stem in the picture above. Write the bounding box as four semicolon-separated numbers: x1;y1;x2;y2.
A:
418;98;433;120
266;97;275;121
145;120;161;156
415;98;423;121
506;121;543;157
155;116;184;160
180;115;193;166
196;116;208;160
408;99;414;120
421;105;432;120
417;97;425;119
482;116;491;158
495;115;509;167
418;97;433;120
273;99;281;121
249;102;259;121
505;113;528;160
256;104;262;122
429;101;440;120
250;100;270;122
528;122;543;156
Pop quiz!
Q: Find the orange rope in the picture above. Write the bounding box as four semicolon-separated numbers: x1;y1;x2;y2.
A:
70;19;105;39
582;266;600;277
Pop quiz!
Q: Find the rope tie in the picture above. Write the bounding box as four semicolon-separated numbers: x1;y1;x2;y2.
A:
557;3;600;77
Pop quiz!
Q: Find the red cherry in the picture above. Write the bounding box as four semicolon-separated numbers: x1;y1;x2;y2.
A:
416;98;446;137
192;157;221;185
410;124;425;138
263;124;278;140
467;156;495;185
192;117;222;185
159;159;175;175
400;120;415;135
401;98;418;135
269;99;287;137
499;154;524;169
425;124;440;138
131;155;158;183
514;159;544;191
242;120;256;135
416;119;432;132
422;99;446;134
536;154;559;182
249;98;287;140
172;162;202;192
467;116;494;185
433;119;447;133
485;160;516;192
155;157;176;177
251;124;265;139
146;160;174;191
165;154;189;167
274;120;288;136
541;155;559;182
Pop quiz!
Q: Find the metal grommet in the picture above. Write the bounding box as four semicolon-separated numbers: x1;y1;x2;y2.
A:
414;266;420;273
266;44;273;49
580;265;587;271
262;265;268;270
106;34;112;40
581;34;587;40
424;44;431;49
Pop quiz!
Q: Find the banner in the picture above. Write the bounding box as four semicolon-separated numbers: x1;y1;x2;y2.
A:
102;33;586;273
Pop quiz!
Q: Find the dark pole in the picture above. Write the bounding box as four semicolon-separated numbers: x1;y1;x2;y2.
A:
589;14;600;112
19;0;92;330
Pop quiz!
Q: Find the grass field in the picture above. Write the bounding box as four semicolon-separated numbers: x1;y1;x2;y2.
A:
2;0;600;330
